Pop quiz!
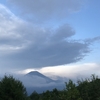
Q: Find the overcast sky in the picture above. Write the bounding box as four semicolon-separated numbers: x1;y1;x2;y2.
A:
0;0;100;78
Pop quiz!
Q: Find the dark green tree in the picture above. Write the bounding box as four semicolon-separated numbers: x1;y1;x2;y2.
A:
30;91;40;100
0;75;27;100
42;90;51;100
51;88;60;100
77;74;100;100
77;79;90;100
65;79;82;100
89;75;100;100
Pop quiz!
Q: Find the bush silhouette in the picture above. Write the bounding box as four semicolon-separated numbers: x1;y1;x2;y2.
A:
0;75;27;100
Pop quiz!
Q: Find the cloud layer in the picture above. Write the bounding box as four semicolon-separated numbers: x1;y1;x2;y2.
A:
0;0;100;72
39;63;100;78
8;0;84;23
0;4;29;53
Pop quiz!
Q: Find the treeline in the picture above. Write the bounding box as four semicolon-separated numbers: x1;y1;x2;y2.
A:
29;74;100;100
0;74;100;100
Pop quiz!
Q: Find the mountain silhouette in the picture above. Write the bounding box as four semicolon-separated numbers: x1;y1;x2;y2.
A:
25;71;54;83
22;71;65;94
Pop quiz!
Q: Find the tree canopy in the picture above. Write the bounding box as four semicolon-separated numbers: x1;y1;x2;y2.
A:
0;74;100;100
0;75;27;100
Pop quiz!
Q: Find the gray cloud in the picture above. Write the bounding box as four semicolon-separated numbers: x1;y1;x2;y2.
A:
0;4;32;54
85;36;100;44
0;1;99;72
8;0;84;23
1;22;90;69
51;24;75;41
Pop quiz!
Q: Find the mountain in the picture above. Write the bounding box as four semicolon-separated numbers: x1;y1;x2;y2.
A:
25;71;54;83
20;71;65;95
26;71;44;76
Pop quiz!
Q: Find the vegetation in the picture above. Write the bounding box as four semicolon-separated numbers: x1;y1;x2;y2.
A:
0;74;100;100
29;74;100;100
0;75;27;100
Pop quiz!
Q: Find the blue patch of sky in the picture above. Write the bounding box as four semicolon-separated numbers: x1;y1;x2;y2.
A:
0;0;6;4
65;0;100;39
0;0;20;18
66;0;100;63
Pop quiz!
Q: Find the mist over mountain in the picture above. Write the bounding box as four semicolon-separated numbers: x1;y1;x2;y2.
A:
25;71;54;83
21;71;66;94
0;71;66;94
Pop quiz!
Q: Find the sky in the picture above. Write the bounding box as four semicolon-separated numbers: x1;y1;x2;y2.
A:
0;0;100;79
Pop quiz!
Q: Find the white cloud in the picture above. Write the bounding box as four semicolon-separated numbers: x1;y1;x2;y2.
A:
15;63;100;80
39;63;100;79
0;4;31;53
0;4;21;38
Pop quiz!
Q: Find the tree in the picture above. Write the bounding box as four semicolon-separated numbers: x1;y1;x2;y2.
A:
65;79;81;100
77;79;90;100
30;91;40;100
77;74;100;100
0;75;27;100
89;75;100;100
51;88;60;100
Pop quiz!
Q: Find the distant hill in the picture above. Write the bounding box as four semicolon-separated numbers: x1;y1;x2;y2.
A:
25;71;54;83
22;71;65;95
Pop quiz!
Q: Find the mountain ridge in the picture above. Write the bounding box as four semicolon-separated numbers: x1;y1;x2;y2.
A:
25;71;55;83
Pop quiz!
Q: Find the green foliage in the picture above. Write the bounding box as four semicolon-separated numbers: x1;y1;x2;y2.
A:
65;79;81;100
30;91;40;100
0;75;27;100
77;79;90;100
0;74;100;100
77;74;100;100
89;75;100;100
29;74;100;100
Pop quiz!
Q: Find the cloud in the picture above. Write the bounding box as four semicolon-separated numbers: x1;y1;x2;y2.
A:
85;36;100;44
8;0;84;23
15;63;100;79
39;63;100;79
0;2;100;72
0;4;31;54
2;23;91;69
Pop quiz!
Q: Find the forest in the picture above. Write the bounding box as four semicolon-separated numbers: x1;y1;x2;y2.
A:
0;74;100;100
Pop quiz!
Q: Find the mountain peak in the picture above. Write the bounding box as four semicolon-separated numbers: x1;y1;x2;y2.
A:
25;71;54;83
26;71;43;76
